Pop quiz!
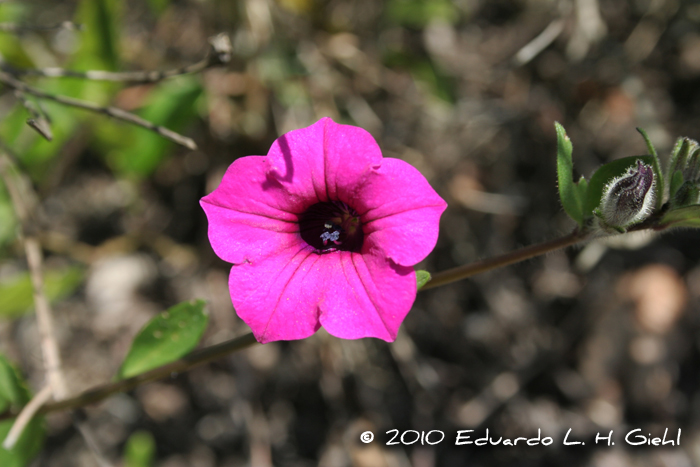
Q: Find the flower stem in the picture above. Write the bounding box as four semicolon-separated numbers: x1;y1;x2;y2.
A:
420;229;588;291
0;230;590;420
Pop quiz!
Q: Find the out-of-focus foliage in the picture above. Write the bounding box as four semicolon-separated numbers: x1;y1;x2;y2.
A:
387;0;459;27
0;266;83;319
98;76;203;177
2;0;700;466
124;430;155;467
0;356;45;467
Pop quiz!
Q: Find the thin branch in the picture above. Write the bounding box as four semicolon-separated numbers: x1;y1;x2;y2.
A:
512;19;565;66
73;409;115;467
0;152;69;448
30;332;259;416
0;71;197;150
0;154;67;400
3;33;231;84
420;230;589;291
1;385;52;450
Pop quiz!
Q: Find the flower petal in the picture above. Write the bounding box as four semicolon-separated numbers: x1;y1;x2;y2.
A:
201;156;301;264
319;250;416;342
229;241;326;343
266;117;383;204
355;158;447;266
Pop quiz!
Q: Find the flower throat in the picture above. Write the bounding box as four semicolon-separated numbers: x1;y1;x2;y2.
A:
299;201;364;252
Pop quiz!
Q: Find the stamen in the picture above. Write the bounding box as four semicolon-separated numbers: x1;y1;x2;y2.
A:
298;201;363;252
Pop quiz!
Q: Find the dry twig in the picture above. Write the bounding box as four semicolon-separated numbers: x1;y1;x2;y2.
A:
14;91;53;141
0;71;197;149
0;153;68;443
513;19;565;66
3;33;231;84
1;385;52;450
0;34;232;150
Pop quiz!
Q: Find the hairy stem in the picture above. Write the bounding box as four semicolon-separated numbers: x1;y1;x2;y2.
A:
35;333;258;416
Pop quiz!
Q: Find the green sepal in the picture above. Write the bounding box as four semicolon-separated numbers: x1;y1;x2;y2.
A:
636;128;665;209
584;155;655;218
668;137;690;182
555;122;585;226
669;170;684;201
416;270;431;290
118;300;209;379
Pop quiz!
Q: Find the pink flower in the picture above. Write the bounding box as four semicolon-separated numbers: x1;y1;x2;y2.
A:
201;118;446;343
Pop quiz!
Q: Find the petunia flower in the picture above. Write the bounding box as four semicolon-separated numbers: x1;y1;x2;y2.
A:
201;117;447;343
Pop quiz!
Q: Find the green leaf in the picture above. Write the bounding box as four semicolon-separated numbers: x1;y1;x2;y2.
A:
555;122;585;226
125;430;155;467
0;356;45;467
636;128;664;209
416;270;431;290
75;0;121;71
0;266;84;319
659;205;700;229
119;300;209;379
583;155;655;218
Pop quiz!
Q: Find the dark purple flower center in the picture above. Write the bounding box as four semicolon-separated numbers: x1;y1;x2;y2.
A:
299;201;364;252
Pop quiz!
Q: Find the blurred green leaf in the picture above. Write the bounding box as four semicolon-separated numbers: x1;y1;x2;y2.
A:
416;270;431;290
583;156;654;218
387;0;459;27
555;122;585;226
119;300;209;379
0;357;27;411
0;266;84;319
103;76;203;177
147;0;171;14
0;0;124;181
0;356;45;467
0;190;16;249
124;430;156;467
636;128;664;209
383;52;455;102
75;0;121;71
0;4;33;67
659;205;700;229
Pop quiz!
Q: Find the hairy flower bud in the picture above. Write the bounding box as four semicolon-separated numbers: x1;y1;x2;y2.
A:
596;160;656;232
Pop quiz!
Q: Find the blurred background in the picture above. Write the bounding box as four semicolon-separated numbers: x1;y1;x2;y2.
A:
1;0;700;465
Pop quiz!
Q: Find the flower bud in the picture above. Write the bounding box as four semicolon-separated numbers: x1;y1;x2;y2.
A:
596;160;656;232
669;137;700;179
673;180;700;207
